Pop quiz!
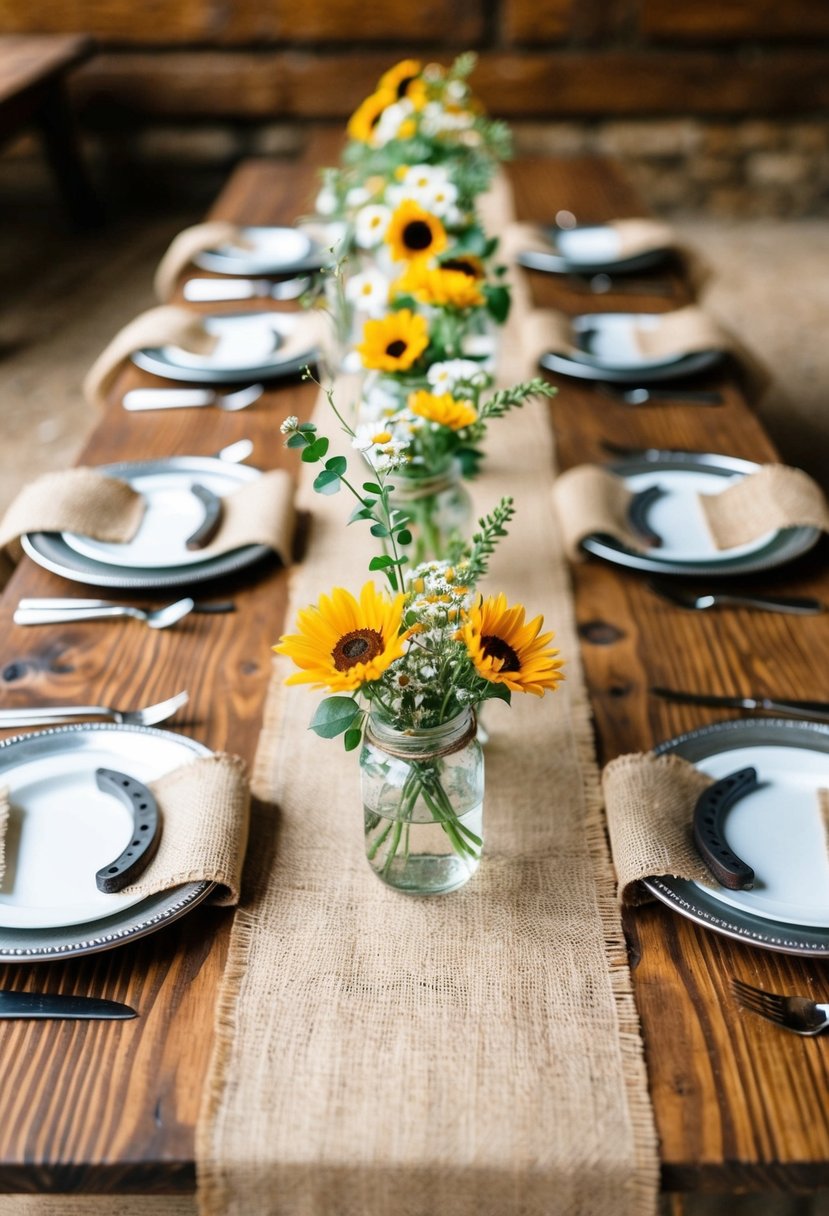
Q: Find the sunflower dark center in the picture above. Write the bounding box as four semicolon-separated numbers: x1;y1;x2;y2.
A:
441;258;478;277
369;108;383;129
396;75;417;99
481;634;521;673
332;628;385;672
385;339;407;357
402;220;434;251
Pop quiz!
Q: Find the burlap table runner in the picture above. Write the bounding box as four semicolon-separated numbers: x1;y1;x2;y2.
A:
551;461;829;562
196;173;659;1216
154;221;339;301
0;466;296;571
0;755;249;908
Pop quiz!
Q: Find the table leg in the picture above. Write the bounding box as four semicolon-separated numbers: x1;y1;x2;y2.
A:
35;77;103;230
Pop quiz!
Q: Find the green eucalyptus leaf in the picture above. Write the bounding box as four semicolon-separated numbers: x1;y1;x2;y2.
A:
370;522;389;538
484;284;511;324
309;697;361;739
325;455;347;476
343;727;363;752
297;422;317;433
362;481;383;495
285;433;308;449
396;528;412;546
313;469;341;495
369;555;394;570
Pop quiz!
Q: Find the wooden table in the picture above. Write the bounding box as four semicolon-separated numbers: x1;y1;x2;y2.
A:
0;34;99;228
0;145;827;1201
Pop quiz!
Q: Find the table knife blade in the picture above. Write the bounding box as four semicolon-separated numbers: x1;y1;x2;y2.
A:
651;686;829;723
0;990;137;1020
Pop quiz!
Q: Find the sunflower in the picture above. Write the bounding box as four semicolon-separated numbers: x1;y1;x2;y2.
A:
439;254;484;280
395;261;484;309
274;583;408;692
408;389;477;431
379;59;426;108
386;200;447;263
356;309;429;372
347;88;395;143
462;594;564;696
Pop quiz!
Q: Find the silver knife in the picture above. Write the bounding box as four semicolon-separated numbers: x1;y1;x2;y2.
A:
183;276;312;302
0;990;137;1020
651;686;829;723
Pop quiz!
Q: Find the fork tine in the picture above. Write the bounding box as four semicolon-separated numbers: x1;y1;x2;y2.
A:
125;690;189;726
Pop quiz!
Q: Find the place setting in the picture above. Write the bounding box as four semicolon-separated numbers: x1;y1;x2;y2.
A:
603;716;829;957
551;450;828;577
0;448;296;591
0;710;250;963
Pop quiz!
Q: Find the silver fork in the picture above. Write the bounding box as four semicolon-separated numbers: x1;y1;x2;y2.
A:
731;978;829;1036
14;597;195;629
0;690;189;729
122;384;264;412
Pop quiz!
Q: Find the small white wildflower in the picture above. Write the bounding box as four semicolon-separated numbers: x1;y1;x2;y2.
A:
345;186;371;209
426;358;486;393
373;99;414;147
344;268;391;318
314;186;338;217
280;415;299;435
354;204;392;250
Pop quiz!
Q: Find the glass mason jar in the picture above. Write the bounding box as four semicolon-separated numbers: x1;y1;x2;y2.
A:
388;459;473;565
360;708;484;895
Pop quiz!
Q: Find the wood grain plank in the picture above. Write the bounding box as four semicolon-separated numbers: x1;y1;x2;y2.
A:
641;0;829;41
72;49;829;121
0;0;482;43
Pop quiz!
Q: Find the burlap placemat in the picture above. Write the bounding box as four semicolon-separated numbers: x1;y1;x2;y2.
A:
700;464;829;550
551;464;645;560
83;306;218;409
196;175;659;1216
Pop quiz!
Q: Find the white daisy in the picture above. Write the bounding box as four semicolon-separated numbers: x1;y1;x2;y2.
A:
354;204;392;249
426;359;489;393
345;268;391;318
314;186;337;217
374;99;415;147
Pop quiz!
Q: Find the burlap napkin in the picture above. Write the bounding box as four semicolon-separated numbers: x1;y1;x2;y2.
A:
83;306;218;409
602;752;717;904
551;464;645;560
0;466;296;569
521;304;727;367
0;468;144;563
502;218;710;291
136;754;250;905
154;220;336;301
700;464;829;550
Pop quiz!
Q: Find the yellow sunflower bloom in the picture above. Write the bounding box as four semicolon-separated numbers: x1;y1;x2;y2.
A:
347;88;395;143
462;594;565;696
395;261;484;309
439;254;485;280
274;582;408;692
386;200;447;263
379;59;426;109
408;389;477;431
356;309;429;372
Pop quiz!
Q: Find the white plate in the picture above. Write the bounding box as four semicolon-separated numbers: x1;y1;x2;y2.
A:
569;313;715;372
132;312;317;384
0;725;211;933
194;225;314;275
517;224;672;275
62;457;260;570
645;719;829;955
581;452;821;576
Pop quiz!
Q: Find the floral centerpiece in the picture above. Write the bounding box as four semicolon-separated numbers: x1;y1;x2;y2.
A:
275;412;564;895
